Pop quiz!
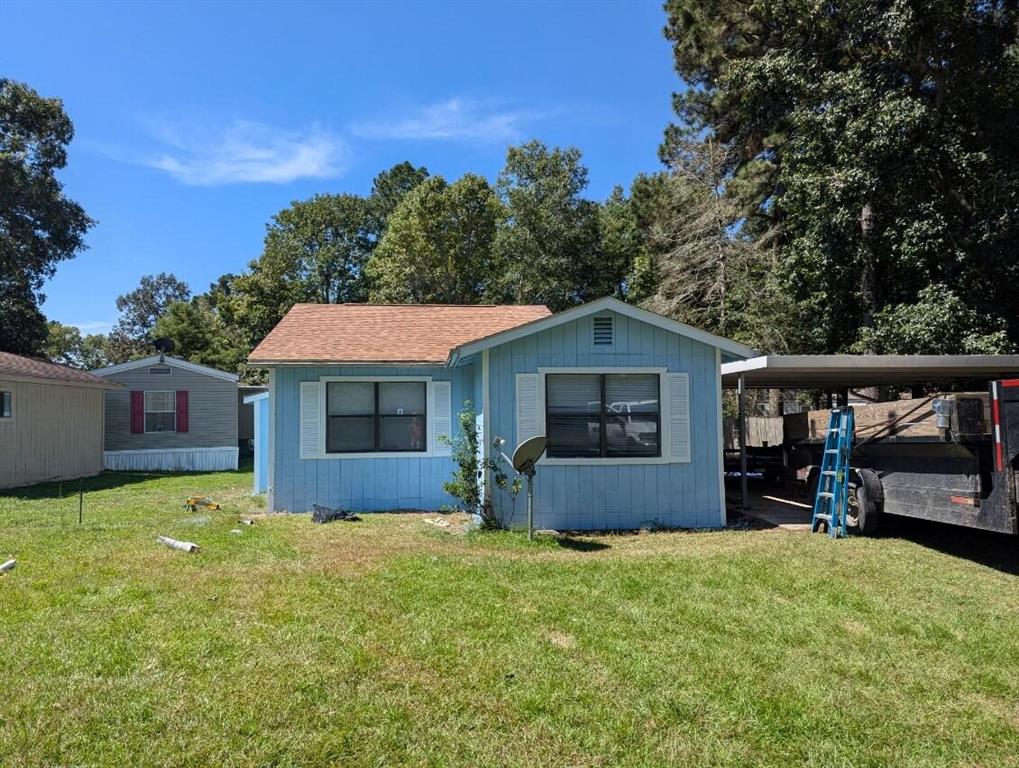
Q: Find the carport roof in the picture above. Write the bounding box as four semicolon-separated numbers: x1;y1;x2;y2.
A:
721;355;1019;389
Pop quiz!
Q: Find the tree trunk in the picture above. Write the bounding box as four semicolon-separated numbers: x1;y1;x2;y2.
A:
858;201;880;401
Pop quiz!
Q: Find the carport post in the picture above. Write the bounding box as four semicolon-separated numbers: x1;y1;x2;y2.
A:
738;373;749;512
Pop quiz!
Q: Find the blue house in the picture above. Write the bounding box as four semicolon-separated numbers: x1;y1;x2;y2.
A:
248;298;754;530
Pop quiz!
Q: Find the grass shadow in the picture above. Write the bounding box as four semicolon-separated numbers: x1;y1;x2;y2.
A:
554;536;611;552
0;459;254;501
876;516;1019;576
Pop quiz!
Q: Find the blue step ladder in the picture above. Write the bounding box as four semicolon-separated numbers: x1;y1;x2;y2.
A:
811;407;854;538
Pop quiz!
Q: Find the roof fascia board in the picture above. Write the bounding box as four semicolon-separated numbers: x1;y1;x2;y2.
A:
449;297;757;363
247;359;445;367
92;355;239;382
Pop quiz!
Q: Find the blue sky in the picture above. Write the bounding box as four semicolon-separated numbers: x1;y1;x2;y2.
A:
1;0;678;334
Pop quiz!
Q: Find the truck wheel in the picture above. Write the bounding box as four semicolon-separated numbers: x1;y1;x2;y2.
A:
806;467;819;503
851;469;883;535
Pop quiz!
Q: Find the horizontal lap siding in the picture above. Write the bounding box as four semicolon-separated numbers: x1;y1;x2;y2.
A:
0;380;104;489
272;364;475;513
102;367;237;450
487;311;722;530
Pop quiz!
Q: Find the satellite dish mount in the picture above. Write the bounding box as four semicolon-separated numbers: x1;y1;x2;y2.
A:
511;435;547;540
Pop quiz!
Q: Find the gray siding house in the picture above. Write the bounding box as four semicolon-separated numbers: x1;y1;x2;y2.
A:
0;352;120;489
92;355;239;471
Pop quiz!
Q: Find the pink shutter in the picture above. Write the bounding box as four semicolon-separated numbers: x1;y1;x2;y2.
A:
176;390;189;433
130;391;144;433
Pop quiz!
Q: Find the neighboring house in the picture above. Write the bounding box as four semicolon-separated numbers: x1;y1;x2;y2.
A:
238;385;268;453
249;298;755;530
0;352;120;489
91;355;239;471
245;390;269;494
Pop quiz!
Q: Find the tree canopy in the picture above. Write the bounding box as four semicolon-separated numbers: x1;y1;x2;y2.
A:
0;79;93;355
661;0;1019;354
367;174;504;304
495;141;609;311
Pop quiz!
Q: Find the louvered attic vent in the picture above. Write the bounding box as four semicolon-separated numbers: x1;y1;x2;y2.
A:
592;316;614;347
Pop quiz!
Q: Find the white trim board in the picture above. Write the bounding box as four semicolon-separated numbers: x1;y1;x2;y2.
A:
450;297;757;363
715;348;727;527
91;355;239;382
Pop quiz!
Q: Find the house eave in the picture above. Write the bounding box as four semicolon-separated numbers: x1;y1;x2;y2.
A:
91;355;239;382
247;359;448;367
447;296;758;363
0;373;123;390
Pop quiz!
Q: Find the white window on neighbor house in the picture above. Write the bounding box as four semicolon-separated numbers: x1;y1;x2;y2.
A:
545;373;661;458
0;391;11;419
144;390;176;433
326;380;427;453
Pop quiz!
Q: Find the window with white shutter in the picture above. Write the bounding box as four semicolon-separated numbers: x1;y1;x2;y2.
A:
667;373;691;462
299;381;322;459
516;373;540;444
431;380;452;455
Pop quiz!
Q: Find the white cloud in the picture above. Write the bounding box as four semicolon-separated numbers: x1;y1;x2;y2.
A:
351;98;539;143
71;320;115;335
142;119;347;186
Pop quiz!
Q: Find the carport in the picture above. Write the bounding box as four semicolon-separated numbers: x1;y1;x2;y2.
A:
720;355;1019;514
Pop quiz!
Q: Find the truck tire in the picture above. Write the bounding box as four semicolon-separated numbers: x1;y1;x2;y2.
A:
852;469;883;535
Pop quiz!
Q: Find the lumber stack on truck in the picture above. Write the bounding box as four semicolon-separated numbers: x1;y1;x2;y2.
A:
785;393;991;444
723;416;785;449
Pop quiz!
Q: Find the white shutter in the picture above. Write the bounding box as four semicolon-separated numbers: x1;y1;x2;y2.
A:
431;380;452;455
516;373;540;443
667;372;691;462
299;381;322;459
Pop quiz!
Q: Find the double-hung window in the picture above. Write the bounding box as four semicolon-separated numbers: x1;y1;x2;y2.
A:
144;391;176;432
0;391;11;419
545;373;660;458
326;381;426;453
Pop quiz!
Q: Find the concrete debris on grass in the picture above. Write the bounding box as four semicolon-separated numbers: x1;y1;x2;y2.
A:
157;535;200;553
423;517;451;528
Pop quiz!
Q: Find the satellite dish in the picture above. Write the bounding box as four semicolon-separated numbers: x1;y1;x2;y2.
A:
512;435;547;476
510;435;546;541
153;337;175;355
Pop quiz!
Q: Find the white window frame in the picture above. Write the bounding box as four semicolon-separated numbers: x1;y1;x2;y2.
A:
317;376;436;459
0;390;12;421
143;390;177;434
536;367;673;466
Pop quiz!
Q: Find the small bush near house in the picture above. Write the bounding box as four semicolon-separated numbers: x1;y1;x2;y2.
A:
441;403;519;528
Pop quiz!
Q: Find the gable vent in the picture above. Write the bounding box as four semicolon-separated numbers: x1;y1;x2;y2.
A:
592;316;614;347
149;367;172;375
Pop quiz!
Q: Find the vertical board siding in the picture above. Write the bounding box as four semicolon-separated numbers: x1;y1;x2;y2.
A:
0;380;105;489
271;364;476;513
486;309;723;530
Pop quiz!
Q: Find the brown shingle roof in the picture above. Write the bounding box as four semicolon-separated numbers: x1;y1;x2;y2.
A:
249;304;552;364
0;351;121;388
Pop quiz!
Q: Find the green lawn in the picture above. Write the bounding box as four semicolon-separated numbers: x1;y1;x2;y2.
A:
1;469;1017;767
